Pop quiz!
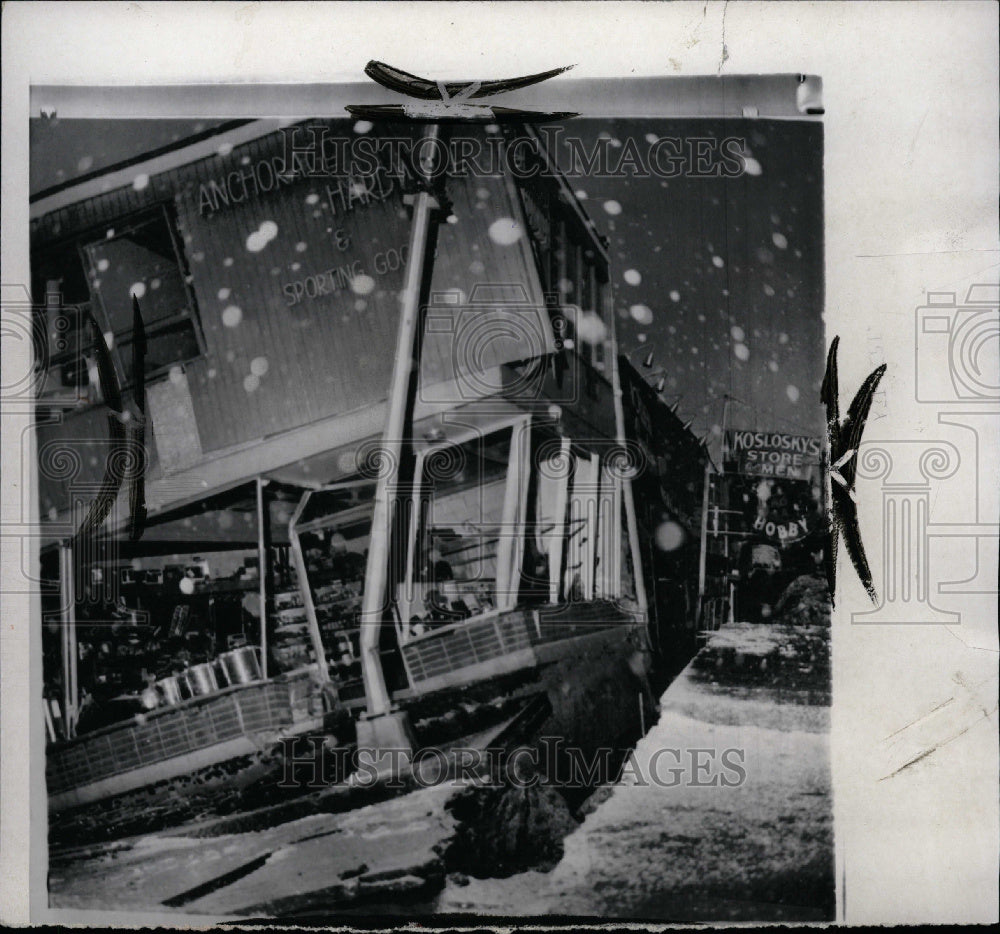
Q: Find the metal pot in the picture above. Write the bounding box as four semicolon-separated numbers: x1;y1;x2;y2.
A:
176;671;195;700
181;662;219;697
156;675;183;705
218;646;263;685
213;657;232;689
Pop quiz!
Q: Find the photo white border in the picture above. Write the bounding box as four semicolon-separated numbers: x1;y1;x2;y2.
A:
3;1;998;926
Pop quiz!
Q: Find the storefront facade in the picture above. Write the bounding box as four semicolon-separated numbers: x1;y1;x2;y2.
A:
34;118;667;809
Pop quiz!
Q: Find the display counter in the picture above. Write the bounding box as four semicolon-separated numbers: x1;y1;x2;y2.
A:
47;669;322;811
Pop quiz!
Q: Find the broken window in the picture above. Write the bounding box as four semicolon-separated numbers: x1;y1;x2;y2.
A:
32;204;204;401
82;205;203;384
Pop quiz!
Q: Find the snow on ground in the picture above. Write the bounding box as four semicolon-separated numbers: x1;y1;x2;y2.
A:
50;623;832;922
436;624;833;921
50;783;460;917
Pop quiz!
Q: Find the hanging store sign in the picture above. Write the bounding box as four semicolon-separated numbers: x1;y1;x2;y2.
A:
730;474;822;543
724;430;822;480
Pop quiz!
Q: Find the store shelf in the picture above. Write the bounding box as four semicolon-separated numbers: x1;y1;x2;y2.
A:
272;623;309;636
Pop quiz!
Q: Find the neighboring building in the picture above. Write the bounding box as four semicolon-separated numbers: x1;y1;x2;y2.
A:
619;357;707;659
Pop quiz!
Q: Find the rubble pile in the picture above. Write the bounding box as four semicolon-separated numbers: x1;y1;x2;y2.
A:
774;574;832;626
444;783;579;878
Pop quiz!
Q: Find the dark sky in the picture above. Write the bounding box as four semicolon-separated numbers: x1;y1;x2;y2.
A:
548;118;825;459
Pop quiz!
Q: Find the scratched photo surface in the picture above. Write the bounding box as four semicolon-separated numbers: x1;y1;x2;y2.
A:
30;81;834;922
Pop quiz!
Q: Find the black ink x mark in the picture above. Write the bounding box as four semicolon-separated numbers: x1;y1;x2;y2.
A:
361;60;574;102
821;335;886;605
347;60;577;123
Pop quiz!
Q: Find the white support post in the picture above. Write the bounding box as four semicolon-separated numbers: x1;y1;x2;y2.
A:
358;125;442;720
496;420;531;610
608;467;623;599
583;452;600;600
604;277;648;618
623;479;649;619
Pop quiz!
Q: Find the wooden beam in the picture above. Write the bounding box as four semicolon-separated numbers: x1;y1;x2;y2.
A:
256;477;270;680
287;491;330;684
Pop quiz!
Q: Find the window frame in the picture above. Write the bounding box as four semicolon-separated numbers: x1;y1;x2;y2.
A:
523;429;572;605
398;414;531;640
596;454;624;600
77;202;206;390
562;448;601;602
556;441;626;605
